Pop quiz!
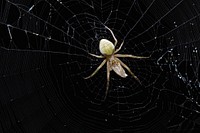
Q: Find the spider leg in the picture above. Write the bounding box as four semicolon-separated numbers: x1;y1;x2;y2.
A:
104;61;110;100
114;41;124;53
89;53;104;58
115;58;141;84
115;54;150;59
84;59;107;79
105;26;118;46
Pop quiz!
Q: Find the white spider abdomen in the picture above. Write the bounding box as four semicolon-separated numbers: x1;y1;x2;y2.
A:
99;39;115;55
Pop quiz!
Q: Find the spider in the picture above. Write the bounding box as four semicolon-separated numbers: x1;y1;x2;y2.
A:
85;26;150;99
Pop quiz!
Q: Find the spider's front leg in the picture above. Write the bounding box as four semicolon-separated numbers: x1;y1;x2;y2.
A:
115;58;141;84
104;61;111;100
84;59;107;79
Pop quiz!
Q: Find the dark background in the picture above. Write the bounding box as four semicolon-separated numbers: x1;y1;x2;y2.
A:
0;0;200;132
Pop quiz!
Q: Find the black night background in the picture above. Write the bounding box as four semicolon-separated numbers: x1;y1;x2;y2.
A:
0;0;200;133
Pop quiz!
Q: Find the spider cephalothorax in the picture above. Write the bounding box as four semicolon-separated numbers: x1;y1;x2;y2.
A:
85;26;150;99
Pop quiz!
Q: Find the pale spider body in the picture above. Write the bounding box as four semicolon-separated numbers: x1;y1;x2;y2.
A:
100;39;128;78
99;39;114;55
85;26;150;99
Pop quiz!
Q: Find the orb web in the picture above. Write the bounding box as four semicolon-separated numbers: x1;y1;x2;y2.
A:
0;0;200;132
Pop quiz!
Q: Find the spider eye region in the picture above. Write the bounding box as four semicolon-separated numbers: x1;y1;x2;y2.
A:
99;39;115;55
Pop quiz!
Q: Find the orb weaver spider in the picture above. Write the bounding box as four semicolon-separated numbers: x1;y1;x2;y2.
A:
85;26;150;99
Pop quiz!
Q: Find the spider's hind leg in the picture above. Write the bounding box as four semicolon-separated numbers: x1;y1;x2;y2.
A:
105;26;118;46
